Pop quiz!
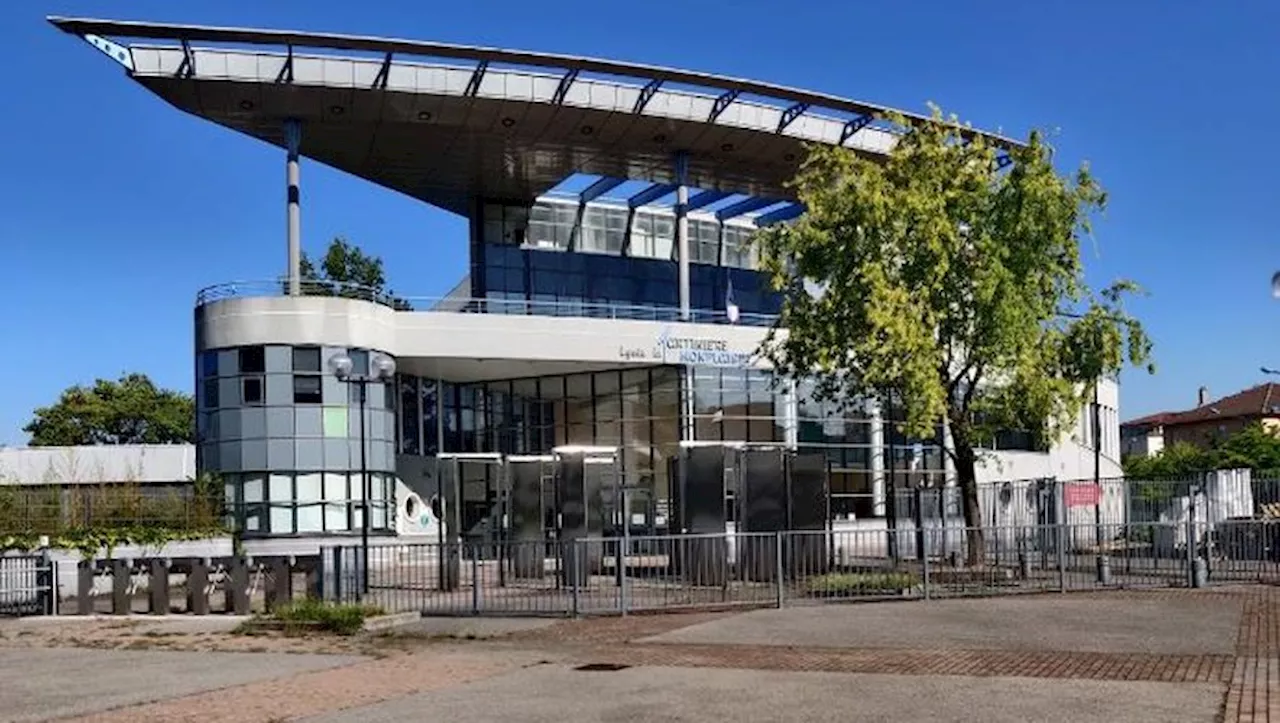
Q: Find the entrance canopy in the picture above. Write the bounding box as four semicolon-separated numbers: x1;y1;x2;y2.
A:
49;16;1020;215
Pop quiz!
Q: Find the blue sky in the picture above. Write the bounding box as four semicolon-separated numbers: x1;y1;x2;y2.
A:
2;1;1277;444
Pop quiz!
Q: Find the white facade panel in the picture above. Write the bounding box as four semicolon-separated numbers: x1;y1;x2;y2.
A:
0;445;196;486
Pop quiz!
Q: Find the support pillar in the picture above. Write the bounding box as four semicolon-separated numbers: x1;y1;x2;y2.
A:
869;399;886;518
284;119;302;296
674;151;690;321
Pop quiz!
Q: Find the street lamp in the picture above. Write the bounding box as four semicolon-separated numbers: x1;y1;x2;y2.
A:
328;351;396;599
1262;367;1280;377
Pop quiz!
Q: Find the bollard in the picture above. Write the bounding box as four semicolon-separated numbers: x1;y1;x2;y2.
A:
111;559;130;615
149;559;171;614
188;559;210;615
76;560;94;615
1096;555;1112;586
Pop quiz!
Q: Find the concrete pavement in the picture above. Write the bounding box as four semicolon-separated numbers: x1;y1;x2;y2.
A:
301;664;1224;723
0;648;362;722
641;595;1242;655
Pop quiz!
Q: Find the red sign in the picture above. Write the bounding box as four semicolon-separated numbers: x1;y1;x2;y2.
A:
1064;483;1102;508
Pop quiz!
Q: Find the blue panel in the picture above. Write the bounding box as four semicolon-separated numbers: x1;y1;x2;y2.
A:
580;176;625;203
627;183;678;208
686;189;732;212
715;197;777;222
755;203;806;227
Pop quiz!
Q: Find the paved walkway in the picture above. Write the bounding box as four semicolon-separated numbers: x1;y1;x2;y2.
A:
1;586;1278;722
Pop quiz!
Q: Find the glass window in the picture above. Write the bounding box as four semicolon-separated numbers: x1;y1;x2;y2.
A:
722;225;757;269
241;377;264;405
296;473;323;532
269;474;294;534
528;202;574;250
400;376;421;455
239;346;265;374
349;349;370;376
200;350;218;378
323;472;349;531
689;219;721;264
293;347;321;372
293;375;322;404
202;378;219;409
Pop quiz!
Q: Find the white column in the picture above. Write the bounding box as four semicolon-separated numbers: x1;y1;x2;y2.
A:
783;379;798;450
674;152;690;321
284;119;302;296
869;398;886;517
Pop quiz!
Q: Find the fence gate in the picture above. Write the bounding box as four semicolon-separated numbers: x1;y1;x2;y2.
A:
0;553;55;617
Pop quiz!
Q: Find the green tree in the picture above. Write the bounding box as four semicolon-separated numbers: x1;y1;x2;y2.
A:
24;373;194;446
1123;442;1214;480
757;110;1153;563
297;237;412;310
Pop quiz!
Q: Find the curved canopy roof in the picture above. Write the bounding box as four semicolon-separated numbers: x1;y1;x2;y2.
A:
50;17;1020;216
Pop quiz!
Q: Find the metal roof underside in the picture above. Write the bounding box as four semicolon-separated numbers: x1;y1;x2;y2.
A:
49;17;1022;217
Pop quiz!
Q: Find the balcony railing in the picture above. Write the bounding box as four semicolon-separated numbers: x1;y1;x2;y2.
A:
195;280;780;327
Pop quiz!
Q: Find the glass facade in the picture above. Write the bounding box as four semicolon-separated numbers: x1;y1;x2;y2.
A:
393;364;956;524
473;199;783;321
398;367;682;501
196;343;396;537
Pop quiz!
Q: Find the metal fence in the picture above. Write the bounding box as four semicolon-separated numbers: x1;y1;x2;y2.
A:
327;513;1280;617
0;554;56;617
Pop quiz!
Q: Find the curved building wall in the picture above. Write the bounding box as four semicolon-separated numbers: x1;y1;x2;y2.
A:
195;303;397;537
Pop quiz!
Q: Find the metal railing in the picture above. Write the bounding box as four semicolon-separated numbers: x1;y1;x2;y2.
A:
325;516;1280;617
195;280;779;327
0;554;55;617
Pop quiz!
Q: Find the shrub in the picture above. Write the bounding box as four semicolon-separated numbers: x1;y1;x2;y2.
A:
269;599;385;636
805;572;919;595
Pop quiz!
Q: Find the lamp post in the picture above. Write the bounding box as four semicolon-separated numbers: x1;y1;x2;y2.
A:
328;351;396;599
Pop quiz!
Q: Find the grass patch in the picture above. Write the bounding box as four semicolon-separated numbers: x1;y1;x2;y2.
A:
805;572;919;596
238;599;385;636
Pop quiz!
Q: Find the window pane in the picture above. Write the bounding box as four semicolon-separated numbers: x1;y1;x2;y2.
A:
296;472;323;532
201;350;218;378
400;376;420;455
242;377;263;405
349;349;369;376
292;347;321;372
239;346;265;374
324;472;349;531
293;375;323;404
269;474;294;534
203;378;219;409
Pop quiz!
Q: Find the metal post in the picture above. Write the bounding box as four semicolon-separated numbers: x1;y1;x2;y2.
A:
1187;487;1198;588
914;487;926;563
1092;384;1105;583
614;483;624;614
471;545;481;615
775;531;785;608
922;538;931;600
356;382;371;602
571;539;581;617
674;151;690;321
284;118;302;296
38;552;55;616
1056;481;1067;593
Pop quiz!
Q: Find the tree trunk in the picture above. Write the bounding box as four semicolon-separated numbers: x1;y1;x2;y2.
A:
955;442;985;566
